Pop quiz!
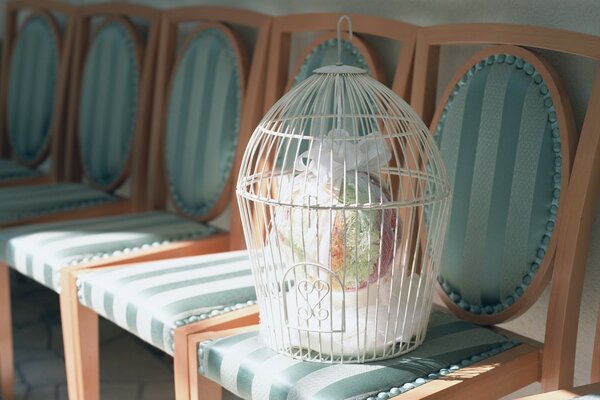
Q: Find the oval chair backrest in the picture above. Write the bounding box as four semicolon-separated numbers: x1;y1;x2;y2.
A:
165;24;246;220
433;46;572;321
7;12;59;166
78;19;140;191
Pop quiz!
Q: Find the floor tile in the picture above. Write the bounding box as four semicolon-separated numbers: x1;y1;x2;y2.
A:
139;382;175;400
9;274;176;400
19;357;66;387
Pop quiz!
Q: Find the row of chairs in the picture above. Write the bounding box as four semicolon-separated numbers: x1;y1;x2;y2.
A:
0;1;598;399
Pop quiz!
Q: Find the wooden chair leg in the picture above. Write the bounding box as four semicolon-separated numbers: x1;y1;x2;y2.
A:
0;262;14;400
174;327;193;400
60;268;99;400
195;375;222;400
173;307;260;400
174;322;224;400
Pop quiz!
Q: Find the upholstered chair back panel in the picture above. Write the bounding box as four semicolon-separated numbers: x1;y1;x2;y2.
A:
165;25;244;218
435;47;567;317
78;21;139;189
7;14;59;164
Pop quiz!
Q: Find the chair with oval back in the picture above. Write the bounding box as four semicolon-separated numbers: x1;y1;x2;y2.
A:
54;11;418;400
0;4;161;400
43;6;273;400
0;7;271;400
185;24;600;400
0;0;75;188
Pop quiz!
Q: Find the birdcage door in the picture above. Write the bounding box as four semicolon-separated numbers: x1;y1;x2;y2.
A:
282;262;345;334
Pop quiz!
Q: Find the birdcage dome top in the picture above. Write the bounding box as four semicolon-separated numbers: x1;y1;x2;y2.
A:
237;68;451;210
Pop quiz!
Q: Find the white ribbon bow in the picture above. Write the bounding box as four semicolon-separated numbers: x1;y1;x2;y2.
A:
295;128;391;183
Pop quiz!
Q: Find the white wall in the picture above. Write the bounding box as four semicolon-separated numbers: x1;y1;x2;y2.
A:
3;0;600;397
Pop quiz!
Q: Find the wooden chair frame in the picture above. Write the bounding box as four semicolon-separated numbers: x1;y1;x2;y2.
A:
0;4;162;400
409;23;600;394
58;7;272;400
0;0;76;188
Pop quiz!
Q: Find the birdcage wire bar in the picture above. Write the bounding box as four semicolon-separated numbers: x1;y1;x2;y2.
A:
237;25;450;364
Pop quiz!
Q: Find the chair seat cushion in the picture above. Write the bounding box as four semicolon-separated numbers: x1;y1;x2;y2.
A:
1;211;216;291
199;311;520;400
0;182;117;223
0;159;40;180
77;250;256;355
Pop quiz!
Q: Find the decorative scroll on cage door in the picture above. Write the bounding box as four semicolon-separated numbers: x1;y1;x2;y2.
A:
282;262;345;334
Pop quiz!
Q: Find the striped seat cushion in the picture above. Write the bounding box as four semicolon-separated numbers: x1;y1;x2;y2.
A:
77;250;256;354
0;183;116;223
1;211;217;292
0;159;40;180
199;311;519;400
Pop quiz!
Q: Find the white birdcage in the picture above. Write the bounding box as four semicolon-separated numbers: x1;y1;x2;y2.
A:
237;17;451;363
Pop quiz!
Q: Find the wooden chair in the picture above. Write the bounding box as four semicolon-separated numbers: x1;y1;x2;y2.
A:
52;6;272;400
411;23;600;393
0;4;161;400
185;23;600;400
0;0;75;187
56;11;418;400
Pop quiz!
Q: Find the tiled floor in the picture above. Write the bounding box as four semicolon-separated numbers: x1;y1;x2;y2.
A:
9;272;176;400
8;271;240;400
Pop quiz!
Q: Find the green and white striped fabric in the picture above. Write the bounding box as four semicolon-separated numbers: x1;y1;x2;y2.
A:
0;183;116;223
199;311;519;400
0;211;217;292
435;53;564;316
78;21;138;188
165;27;242;217
77;250;256;354
7;15;58;163
0;159;40;180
